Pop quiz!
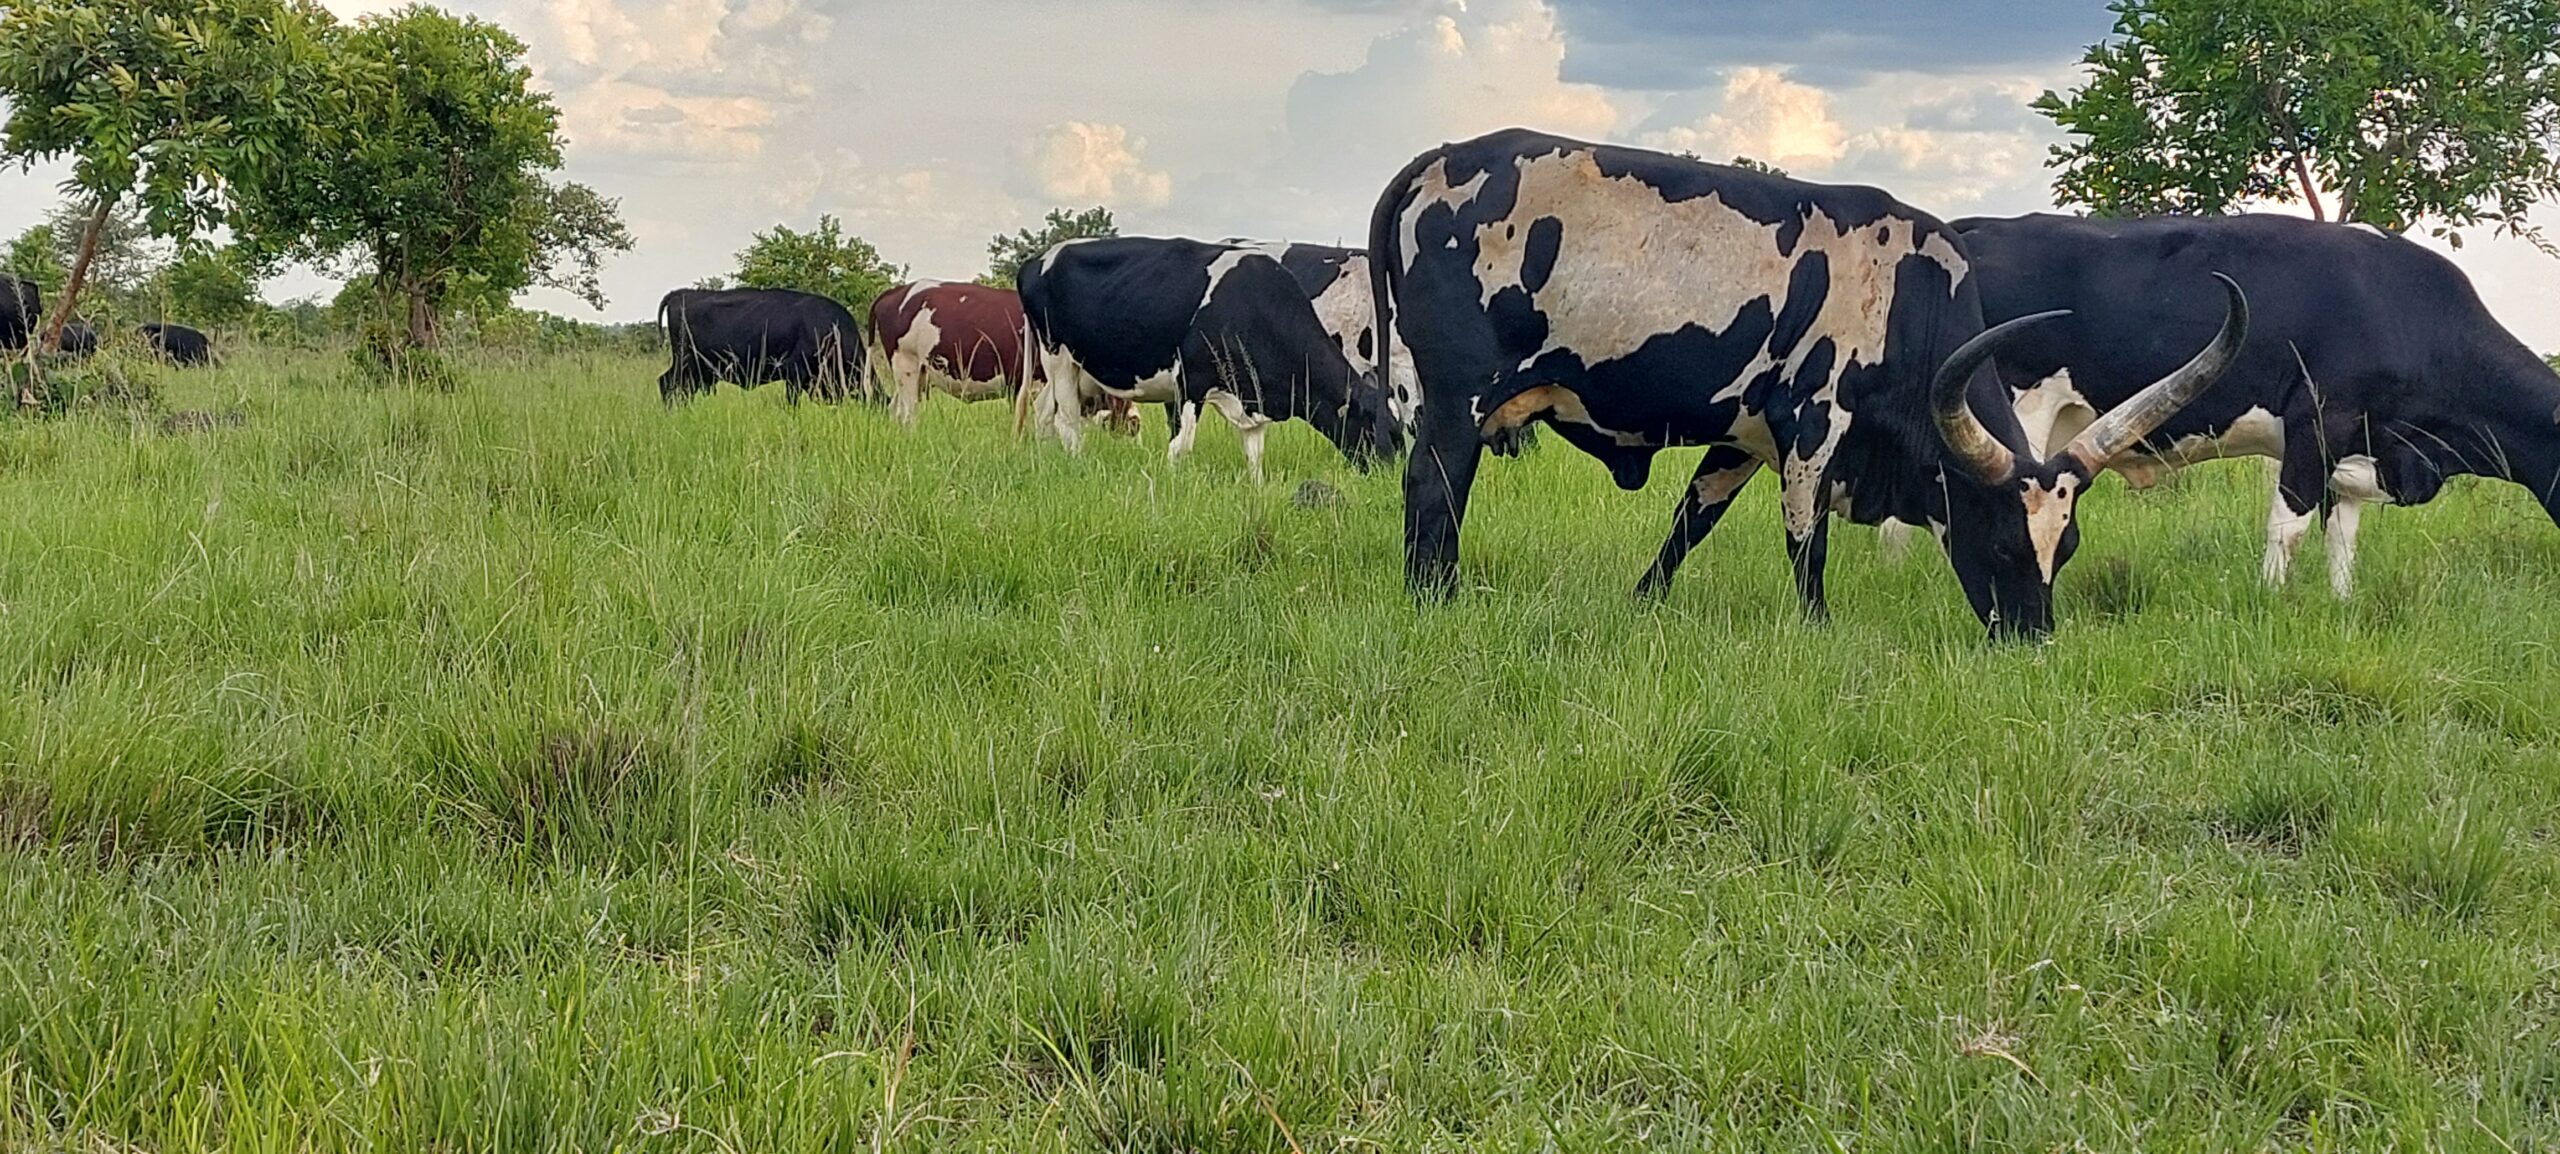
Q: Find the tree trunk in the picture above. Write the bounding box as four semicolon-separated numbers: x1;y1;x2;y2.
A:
405;282;435;348
2290;152;2327;222
41;198;112;353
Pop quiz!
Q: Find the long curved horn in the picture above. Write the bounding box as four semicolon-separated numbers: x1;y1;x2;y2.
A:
1933;309;2070;484
2065;273;2249;471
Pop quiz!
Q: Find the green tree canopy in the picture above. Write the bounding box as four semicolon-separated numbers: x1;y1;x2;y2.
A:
0;0;332;359
733;215;903;313
149;246;263;326
2037;0;2560;242
983;206;1116;286
4;225;65;298
241;5;629;354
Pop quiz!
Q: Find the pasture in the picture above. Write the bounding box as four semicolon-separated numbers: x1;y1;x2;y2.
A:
2;349;2557;1151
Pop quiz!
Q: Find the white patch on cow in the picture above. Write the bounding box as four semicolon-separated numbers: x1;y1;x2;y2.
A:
888;302;944;426
2263;485;2315;587
2021;474;2081;583
2111;405;2285;489
1692;459;1757;509
1037;345;1092;452
1398;159;1490;275
2011;370;2095;460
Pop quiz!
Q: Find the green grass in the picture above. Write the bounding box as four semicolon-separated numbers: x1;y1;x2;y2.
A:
2;346;2557;1151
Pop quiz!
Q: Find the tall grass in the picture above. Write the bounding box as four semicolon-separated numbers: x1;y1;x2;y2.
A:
0;347;2555;1150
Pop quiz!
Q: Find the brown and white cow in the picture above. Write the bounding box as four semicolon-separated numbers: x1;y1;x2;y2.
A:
868;281;1136;433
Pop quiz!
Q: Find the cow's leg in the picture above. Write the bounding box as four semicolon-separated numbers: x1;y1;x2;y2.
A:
2324;454;2395;600
1405;401;1487;600
1789;515;1834;623
1161;402;1184;444
1166;400;1205;466
2263;450;2324;589
1039;355;1088;453
1637;446;1762;597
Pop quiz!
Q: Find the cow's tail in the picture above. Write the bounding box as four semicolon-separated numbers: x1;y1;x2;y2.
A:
1368;146;1440;426
1012;263;1048;441
1011;313;1041;440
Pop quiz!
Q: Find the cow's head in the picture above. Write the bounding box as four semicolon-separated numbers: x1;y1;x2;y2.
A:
1346;371;1406;466
1933;274;2248;641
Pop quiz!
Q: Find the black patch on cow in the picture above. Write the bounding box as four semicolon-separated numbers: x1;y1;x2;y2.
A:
1776;213;1806;259
1521;217;1564;295
1359;329;1376;362
1487;287;1551;357
1768;253;1829;363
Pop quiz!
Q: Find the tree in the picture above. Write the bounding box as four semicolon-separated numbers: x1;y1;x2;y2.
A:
0;0;331;360
982;206;1116;286
4;225;65;298
151;245;261;326
2036;0;2560;244
733;215;903;313
242;6;628;355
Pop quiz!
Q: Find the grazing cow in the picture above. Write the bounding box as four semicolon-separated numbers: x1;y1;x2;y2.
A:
141;322;214;366
1372;129;2245;639
0;276;35;351
1952;212;2560;598
656;287;866;405
58;322;96;359
867;280;1137;433
1015;237;1401;483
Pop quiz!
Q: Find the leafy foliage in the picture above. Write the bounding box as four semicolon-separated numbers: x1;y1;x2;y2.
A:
147;246;262;326
2037;0;2560;243
983;206;1117;286
732;215;903;312
531;182;637;312
4;224;65;298
0;0;333;345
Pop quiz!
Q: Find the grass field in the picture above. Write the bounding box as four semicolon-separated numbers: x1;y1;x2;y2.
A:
1;347;2556;1151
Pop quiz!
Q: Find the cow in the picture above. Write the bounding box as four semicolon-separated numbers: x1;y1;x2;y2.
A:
1149;240;1420;445
1371;128;2246;639
867;280;1137;434
0;276;35;351
1951;213;2560;598
1015;237;1402;483
656;287;866;405
57;322;96;359
141;322;214;366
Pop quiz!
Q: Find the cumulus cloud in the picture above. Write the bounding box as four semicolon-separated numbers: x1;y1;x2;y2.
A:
1643;68;1846;170
1020;122;1175;209
1286;0;1623;177
514;0;833;161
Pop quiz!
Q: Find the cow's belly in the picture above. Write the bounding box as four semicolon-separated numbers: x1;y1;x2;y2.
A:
930;368;1011;403
1096;367;1181;405
2112;405;2284;488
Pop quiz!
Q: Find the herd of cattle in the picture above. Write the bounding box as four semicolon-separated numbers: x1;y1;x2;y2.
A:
655;129;2560;639
0;277;216;366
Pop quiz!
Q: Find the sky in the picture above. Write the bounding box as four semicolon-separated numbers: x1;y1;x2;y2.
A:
3;0;2554;349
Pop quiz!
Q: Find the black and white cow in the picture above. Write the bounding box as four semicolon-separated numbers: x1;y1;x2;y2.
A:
1372;129;2245;639
657;287;867;405
1952;212;2560;598
1015;237;1401;482
141;322;214;366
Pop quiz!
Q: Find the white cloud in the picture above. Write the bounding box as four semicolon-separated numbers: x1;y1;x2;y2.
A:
1286;0;1623;178
1644;68;1847;170
1021;123;1174;209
